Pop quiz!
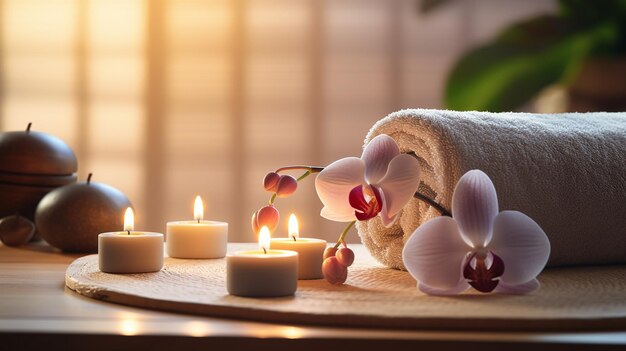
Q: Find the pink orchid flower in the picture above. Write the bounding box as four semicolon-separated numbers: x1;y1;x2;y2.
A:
402;170;550;295
315;134;421;227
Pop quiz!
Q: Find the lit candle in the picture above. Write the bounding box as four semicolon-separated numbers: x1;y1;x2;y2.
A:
270;214;326;279
226;226;298;297
166;196;228;259
98;208;164;274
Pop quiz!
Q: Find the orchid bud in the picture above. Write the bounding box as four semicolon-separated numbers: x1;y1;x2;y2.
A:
275;175;297;198
263;172;280;192
251;205;280;233
336;247;355;267
323;246;338;260
322;257;348;285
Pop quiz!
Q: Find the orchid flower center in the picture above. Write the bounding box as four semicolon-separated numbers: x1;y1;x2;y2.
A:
474;247;489;259
348;184;383;221
463;251;505;293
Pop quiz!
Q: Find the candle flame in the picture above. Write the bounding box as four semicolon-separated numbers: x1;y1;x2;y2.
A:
123;207;134;232
259;226;271;254
194;195;204;222
288;213;299;240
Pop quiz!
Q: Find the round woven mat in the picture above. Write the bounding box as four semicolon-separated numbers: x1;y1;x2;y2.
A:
65;244;626;331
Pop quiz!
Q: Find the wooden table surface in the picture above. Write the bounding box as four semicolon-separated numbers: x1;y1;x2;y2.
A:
1;242;626;351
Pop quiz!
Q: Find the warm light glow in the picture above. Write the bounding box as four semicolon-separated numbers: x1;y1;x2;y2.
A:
184;321;212;337
194;195;204;221
288;213;299;240
124;207;134;232
259;226;271;253
119;318;139;336
282;326;305;339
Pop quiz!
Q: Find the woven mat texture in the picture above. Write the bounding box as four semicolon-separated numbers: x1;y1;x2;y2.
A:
65;244;626;331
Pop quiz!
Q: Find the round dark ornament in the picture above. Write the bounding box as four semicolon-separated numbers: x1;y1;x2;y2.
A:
36;174;132;253
0;214;35;246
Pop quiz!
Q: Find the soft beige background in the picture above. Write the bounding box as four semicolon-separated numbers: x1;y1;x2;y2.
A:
0;0;556;242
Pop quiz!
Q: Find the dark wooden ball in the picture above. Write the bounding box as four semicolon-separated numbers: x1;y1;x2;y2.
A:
0;128;77;175
0;214;35;246
0;124;77;222
35;176;132;253
0;183;57;223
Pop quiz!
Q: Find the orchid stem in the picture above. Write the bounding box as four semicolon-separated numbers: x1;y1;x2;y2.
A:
297;170;311;181
334;221;356;249
413;191;451;217
275;165;324;174
404;151;452;216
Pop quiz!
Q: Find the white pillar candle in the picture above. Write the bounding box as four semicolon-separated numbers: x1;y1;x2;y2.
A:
270;214;326;279
98;208;164;274
227;226;298;297
166;196;228;259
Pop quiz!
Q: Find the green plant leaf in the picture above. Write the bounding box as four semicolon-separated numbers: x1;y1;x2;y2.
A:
444;16;609;111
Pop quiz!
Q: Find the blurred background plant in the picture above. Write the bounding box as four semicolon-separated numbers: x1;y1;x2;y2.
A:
426;0;626;112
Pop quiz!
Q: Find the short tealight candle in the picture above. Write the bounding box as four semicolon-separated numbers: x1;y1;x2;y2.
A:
270;214;326;279
98;208;164;274
166;196;228;259
227;226;298;297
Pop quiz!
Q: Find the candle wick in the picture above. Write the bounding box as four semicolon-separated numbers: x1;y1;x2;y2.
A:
127;230;130;235
292;235;296;242
197;219;200;224
263;247;267;254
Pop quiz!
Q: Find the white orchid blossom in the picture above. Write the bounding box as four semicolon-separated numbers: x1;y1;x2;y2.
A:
315;134;421;227
402;170;551;295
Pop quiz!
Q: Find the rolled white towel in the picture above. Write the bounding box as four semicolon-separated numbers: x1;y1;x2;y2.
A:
356;109;626;270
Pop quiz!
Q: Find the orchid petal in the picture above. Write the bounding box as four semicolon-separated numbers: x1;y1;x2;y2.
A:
379;212;398;227
452;170;499;248
377;154;421;219
315;157;365;222
494;279;540;294
402;216;470;291
418;280;470;296
320;206;357;222
361;134;400;184
489;211;550;285
378;189;399;227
